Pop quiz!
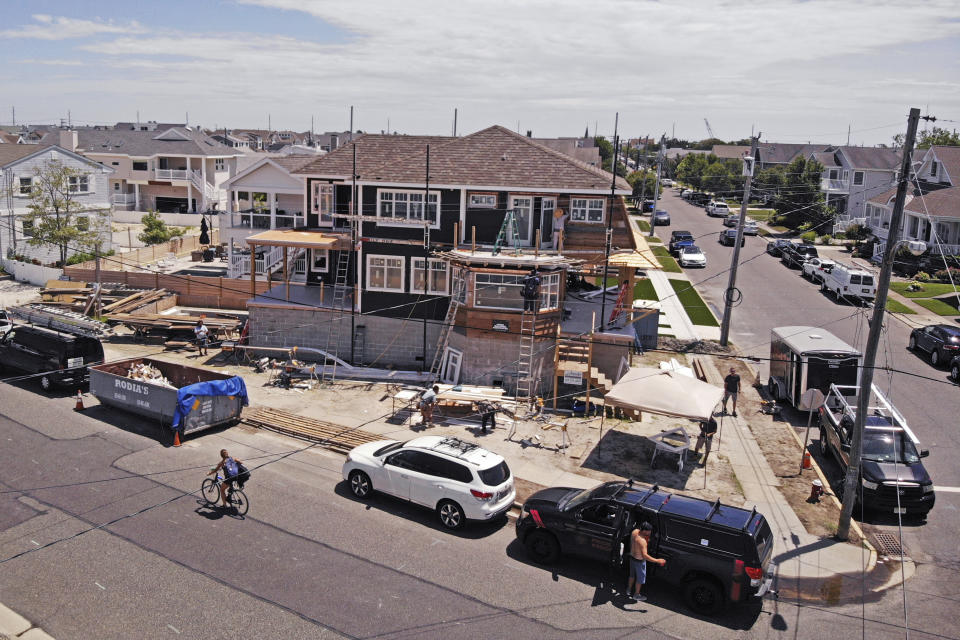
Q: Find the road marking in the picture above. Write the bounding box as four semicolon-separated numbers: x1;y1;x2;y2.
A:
935;486;960;493
167;624;181;634
94;582;105;590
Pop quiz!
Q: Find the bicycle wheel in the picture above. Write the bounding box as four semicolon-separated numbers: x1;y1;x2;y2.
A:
201;478;220;505
229;488;249;516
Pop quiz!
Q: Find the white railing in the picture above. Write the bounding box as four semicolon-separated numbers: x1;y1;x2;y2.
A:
228;252;249;278
820;178;849;192
111;193;138;207
223;211;301;229
293;253;306;275
156;168;189;180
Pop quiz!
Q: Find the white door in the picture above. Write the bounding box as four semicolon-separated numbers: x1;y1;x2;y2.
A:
509;196;534;246
540;197;556;246
440;347;462;384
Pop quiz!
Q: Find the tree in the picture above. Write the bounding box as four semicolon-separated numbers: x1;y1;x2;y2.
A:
701;162;733;195
199;217;210;245
138;211;185;246
627;170;657;197
752;166;786;204
893;126;960;149
676;154;709;189
17;159;109;266
772;157;831;230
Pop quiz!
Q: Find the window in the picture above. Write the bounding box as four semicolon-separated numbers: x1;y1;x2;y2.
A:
75;216;89;231
412;258;449;294
853;171;864;186
469;193;496;208
18;177;31;195
113;183;120;191
842;170;849;181
21;220;34;237
829;169;839;180
478;460;511;486
111;162;119;166
132;161;148;171
378;189;438;225
215;158;226;171
68;175;89;193
430;456;473;483
312;182;334;226
310;249;328;273
570;198;604;223
931;160;939;177
366;254;404;292
473;272;561;311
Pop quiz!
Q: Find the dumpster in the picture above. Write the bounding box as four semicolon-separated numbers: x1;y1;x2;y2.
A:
89;357;247;436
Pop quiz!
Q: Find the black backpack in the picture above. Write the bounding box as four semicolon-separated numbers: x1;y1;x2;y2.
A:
235;463;251;489
522;276;540;298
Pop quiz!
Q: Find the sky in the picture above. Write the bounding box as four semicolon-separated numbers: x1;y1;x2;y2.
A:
3;0;959;146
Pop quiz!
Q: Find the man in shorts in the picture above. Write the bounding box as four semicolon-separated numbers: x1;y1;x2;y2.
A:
627;521;666;602
722;367;741;417
420;385;439;427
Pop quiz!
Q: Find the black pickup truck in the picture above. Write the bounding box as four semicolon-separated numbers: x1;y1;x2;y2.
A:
516;480;775;615
780;243;819;268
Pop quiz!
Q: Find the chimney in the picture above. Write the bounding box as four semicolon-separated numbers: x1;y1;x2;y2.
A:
330;134;339;150
526;130;532;138
59;129;78;152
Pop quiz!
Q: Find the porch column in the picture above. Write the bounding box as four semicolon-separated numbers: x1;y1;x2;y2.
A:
134;183;140;210
250;242;256;298
186;155;193;212
269;191;277;230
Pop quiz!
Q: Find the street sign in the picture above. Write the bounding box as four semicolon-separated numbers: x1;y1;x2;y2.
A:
563;370;583;385
798;388;825;411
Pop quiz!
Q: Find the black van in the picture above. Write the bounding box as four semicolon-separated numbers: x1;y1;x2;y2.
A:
0;324;105;391
516;481;775;615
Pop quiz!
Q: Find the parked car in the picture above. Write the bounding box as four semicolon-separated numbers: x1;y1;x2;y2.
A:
742;220;759;235
909;324;960;367
678;245;707;268
689;192;711;207
819;263;877;304
706;201;731;217
765;239;792;256
669;230;695;255
342;436;515;530
0;310;10;338
515;480;775;615
640;199;655;213
723;213;740;227
653;210;670;226
718;228;744;247
681;189;694;200
780;243;819;268
0;324;104;391
801;257;836;283
660;178;674;187
949;352;960;381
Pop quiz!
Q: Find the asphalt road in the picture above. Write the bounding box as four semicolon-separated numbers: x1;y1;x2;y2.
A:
654;189;960;618
1;378;955;640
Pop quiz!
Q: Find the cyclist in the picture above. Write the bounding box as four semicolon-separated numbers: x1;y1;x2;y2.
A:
208;449;243;508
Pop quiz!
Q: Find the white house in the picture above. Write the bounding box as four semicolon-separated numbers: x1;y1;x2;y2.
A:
0;141;113;264
811;146;900;231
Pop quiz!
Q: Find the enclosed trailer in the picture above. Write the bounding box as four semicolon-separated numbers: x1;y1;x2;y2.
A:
767;326;861;407
89;357;246;436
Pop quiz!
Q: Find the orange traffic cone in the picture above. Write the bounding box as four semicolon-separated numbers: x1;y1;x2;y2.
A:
802;450;812;470
74;390;85;412
173;430;182;447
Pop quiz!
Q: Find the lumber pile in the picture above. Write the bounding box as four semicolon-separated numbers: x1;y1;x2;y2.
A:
106;312;242;336
241;407;382;454
41;280;176;316
102;289;172;314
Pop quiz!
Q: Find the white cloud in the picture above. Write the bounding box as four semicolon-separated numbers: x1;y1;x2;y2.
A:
0;14;146;40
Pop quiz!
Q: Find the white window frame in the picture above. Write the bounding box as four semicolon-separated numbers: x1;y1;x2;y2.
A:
365;254;405;293
853;171;864;186
214;158;226;171
312;182;334;227
570;197;604;223
828;168;839;180
440;347;463;384
468;192;496;208
376;188;439;228
412;258;449;295
842;170;849;182
472;271;561;311
18;177;31;195
310;249;329;273
539;272;561;311
68;175;89;193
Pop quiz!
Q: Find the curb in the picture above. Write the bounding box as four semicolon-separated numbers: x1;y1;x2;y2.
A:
0;603;54;640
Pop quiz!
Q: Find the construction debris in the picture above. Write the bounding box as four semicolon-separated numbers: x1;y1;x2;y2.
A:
126;362;175;388
241;406;381;454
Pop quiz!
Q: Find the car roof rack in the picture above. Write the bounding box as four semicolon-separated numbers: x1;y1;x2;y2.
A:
743;506;757;531
705;498;722;522
433;437;482;461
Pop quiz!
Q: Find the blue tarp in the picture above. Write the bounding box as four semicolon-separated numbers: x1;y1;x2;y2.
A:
172;376;249;429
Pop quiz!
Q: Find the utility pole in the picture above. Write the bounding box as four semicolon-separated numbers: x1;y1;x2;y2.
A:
648;135;665;238
349;106;354;141
422;145;431;366
599;113;619;332
837;107;921;540
719;135;759;346
350;143;358;364
453;108;457;137
11;106;14;126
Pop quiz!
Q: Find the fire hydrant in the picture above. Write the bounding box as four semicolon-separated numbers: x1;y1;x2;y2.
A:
808;479;824;503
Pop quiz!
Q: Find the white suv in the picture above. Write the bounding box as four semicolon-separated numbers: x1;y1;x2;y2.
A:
706;201;730;217
342;436;515;529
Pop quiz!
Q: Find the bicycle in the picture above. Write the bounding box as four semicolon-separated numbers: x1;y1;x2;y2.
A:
202;469;249;515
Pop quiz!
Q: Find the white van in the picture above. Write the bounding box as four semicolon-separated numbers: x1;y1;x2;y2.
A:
819;263;877;303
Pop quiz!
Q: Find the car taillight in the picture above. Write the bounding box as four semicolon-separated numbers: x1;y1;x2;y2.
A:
945;345;959;350
470;489;493;501
744;565;763;580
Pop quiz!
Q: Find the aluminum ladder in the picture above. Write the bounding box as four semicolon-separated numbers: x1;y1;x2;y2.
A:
428;270;465;380
515;309;536;400
8;304;112;338
321;248;351;382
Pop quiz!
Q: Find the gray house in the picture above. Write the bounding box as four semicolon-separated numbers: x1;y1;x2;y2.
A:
811;146;900;231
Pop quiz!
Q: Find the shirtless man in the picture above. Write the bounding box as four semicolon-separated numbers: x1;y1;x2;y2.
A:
627;521;666;602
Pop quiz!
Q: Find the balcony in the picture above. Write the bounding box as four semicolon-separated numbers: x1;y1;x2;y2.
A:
155;168;190;181
820;178;849;193
222;210;303;230
111;193;138;209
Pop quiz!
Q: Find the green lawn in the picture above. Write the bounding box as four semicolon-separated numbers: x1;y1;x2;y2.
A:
646;235;662;243
650;245;683;273
636;219;651;232
668;278;720;326
634;277;658;301
914;298;960;316
889;281;960;298
885;298;916;314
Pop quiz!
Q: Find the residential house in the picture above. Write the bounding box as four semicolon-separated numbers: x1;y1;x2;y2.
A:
72;126;243;213
755;143;822;170
211;132;252;150
813;146;900;230
533;137;602;167
711;145;750;160
0;140;113;264
866;146;960;256
243;125;641;391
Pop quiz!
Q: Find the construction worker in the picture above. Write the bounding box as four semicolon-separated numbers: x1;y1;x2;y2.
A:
522;268;541;313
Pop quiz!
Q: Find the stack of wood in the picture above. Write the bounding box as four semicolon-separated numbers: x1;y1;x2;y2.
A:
106;312;242;340
40;281;176;317
101;289;173;314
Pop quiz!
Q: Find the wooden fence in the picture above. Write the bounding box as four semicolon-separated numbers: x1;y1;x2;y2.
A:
70;230;220;272
62;267;270;310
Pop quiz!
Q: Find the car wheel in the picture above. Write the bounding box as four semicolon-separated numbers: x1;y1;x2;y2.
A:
683;577;724;615
39;375;52;392
908;335;916;351
951;362;960;382
348;470;373;499
931;350;940;366
819;426;829;457
524;529;560;564
437;499;465;530
767;378;778;400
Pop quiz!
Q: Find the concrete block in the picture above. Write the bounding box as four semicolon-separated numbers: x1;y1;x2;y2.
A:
0;603;31;637
19;629;55;640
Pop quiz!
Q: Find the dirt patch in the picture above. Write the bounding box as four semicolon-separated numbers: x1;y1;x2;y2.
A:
658;337;734;355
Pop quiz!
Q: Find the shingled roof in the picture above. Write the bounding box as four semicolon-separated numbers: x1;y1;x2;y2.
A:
76;127;237;157
931;146;960;185
0;143;50;167
295;125;630;192
838;146;900;171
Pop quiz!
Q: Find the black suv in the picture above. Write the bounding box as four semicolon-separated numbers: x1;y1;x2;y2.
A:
780;243;819;268
0;324;104;391
515;481;775;615
669;230;695;255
